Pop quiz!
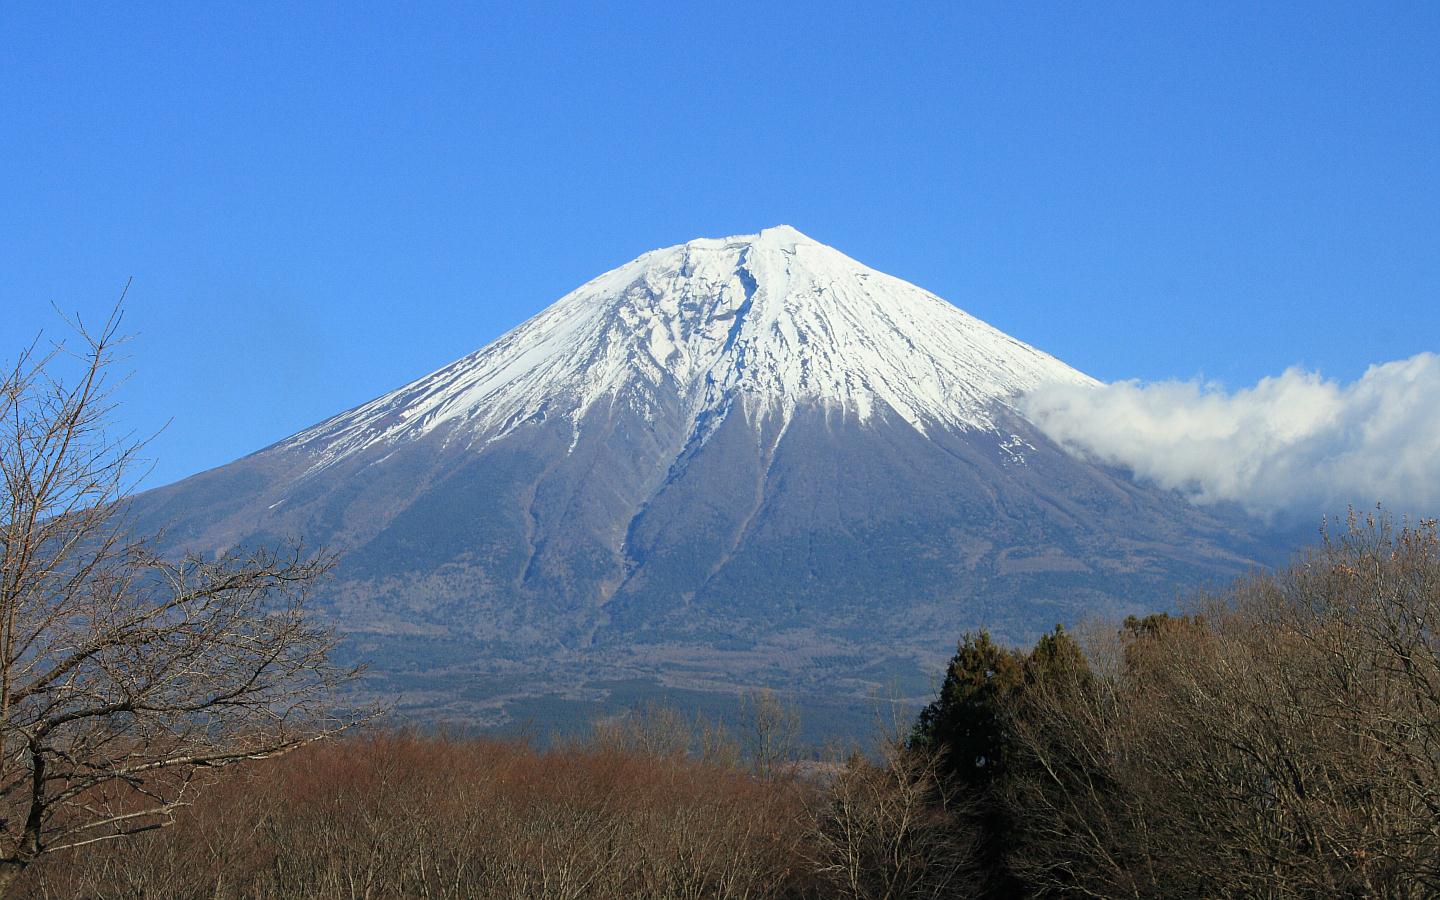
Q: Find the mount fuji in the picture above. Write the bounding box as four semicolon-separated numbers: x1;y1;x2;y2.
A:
130;227;1268;727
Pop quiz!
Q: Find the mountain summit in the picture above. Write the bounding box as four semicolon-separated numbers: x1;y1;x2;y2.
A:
285;226;1095;471
132;227;1266;727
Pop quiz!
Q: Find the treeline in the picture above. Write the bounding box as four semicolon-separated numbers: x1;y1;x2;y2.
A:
15;707;969;898
17;512;1440;898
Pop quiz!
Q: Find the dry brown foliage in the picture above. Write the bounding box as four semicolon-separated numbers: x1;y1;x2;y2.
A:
1006;511;1440;898
17;730;815;899
12;704;988;899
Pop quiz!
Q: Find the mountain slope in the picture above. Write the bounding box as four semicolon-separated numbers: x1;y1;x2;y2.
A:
129;227;1269;727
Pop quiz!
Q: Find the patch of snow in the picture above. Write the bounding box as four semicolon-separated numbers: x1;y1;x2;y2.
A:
999;434;1038;466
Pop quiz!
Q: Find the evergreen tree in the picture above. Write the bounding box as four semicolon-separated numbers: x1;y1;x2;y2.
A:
912;626;1092;896
912;630;1025;792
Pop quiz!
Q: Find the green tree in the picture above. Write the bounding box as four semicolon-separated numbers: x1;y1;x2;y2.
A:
911;631;1024;793
912;626;1091;895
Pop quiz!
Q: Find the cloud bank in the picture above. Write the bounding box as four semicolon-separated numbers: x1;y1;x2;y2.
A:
1020;353;1440;521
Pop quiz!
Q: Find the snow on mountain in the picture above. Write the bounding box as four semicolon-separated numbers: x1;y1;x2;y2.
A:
282;225;1098;470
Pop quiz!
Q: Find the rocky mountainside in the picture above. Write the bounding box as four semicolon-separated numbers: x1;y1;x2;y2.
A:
130;227;1269;730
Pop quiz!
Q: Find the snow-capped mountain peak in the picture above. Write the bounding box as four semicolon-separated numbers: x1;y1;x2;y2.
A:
284;227;1097;467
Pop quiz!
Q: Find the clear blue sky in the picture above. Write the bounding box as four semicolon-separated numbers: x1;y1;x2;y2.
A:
3;2;1437;488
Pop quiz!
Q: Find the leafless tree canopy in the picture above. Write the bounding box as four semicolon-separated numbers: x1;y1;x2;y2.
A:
1005;511;1440;898
0;306;362;893
809;739;976;899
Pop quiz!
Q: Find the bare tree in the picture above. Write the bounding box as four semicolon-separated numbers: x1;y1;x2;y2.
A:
741;688;800;779
0;302;364;894
809;735;976;899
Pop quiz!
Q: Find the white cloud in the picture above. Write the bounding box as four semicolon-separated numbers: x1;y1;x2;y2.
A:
1020;353;1440;521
